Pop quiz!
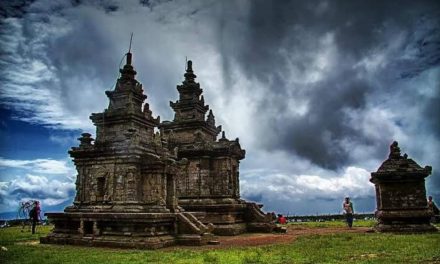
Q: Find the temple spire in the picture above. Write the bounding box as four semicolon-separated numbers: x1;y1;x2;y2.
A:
207;109;215;127
118;33;137;81
184;60;197;83
388;141;401;159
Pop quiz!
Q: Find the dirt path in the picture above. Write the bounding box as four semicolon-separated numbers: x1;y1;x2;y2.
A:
163;226;370;251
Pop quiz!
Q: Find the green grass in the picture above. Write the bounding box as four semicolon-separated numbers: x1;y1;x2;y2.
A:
0;225;52;245
288;219;376;228
1;224;439;264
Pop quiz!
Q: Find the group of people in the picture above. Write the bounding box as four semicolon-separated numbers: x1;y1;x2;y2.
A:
269;212;288;224
277;214;287;224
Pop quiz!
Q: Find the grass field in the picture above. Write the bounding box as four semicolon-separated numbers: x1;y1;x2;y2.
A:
0;222;439;264
288;219;376;228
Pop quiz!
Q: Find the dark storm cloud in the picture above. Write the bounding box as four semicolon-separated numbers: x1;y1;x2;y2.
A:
0;0;36;18
216;0;440;170
424;91;440;137
0;0;193;129
398;16;440;79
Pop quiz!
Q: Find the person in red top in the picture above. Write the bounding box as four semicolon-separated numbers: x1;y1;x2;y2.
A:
277;214;287;224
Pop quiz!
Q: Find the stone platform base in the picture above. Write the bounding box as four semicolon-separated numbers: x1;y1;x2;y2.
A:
41;234;177;249
212;223;247;236
374;223;438;233
247;222;277;233
374;210;438;233
177;233;215;246
41;211;215;249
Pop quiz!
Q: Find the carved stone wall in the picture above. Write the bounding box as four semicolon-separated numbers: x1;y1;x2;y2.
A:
377;182;427;210
174;157;240;199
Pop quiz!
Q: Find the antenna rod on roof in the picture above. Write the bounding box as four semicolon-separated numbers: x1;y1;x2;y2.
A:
129;32;133;53
185;56;187;71
126;33;134;65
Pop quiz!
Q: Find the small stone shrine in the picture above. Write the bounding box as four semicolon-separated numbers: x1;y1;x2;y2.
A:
159;61;275;235
41;51;215;249
370;141;437;232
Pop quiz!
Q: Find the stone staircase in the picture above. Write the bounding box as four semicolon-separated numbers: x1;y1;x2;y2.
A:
245;202;276;233
176;212;216;245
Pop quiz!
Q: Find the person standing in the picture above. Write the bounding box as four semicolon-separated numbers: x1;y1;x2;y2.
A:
29;201;41;234
427;196;439;223
343;197;354;228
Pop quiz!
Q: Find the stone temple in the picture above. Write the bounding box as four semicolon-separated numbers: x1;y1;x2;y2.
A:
370;141;437;233
160;61;274;235
41;50;274;248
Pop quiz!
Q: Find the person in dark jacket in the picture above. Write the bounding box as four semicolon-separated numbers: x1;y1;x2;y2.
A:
29;201;41;234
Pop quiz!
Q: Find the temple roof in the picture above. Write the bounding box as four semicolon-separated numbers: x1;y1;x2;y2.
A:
162;60;221;139
371;141;432;177
376;157;429;174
